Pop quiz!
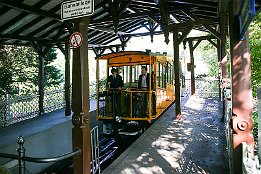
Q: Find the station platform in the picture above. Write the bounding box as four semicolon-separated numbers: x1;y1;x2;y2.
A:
102;95;229;174
0;99;100;174
0;99;97;148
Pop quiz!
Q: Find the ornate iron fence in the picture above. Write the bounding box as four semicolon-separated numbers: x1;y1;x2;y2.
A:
0;82;104;127
242;142;260;174
223;87;234;174
44;89;65;113
194;78;219;98
185;78;219;98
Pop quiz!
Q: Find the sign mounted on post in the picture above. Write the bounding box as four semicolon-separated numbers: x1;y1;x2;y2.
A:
61;0;94;20
69;32;83;48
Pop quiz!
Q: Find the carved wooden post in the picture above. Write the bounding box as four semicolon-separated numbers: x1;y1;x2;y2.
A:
38;46;44;115
228;0;254;172
258;88;261;160
188;40;195;95
173;26;181;119
217;40;222;99
72;17;91;174
220;11;228;90
65;43;71;116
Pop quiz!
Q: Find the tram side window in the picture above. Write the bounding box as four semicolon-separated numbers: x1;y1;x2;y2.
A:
123;66;130;88
162;65;166;88
168;63;172;85
131;65;139;88
157;62;160;87
169;64;174;85
166;63;168;84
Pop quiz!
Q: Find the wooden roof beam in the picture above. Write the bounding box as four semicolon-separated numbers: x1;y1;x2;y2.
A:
0;33;49;42
0;0;53;33
207;38;217;48
184;35;216;41
178;25;193;44
157;0;170;44
11;4;61;36
169;0;218;8
182;10;220;39
96;20;146;45
0;0;60;21
0;6;12;18
90;11;158;24
88;26;131;35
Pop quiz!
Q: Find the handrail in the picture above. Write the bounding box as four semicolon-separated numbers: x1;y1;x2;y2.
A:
0;148;80;163
0;152;19;160
22;148;81;163
0;136;81;174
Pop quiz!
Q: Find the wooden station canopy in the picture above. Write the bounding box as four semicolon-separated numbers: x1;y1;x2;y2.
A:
0;1;260;174
0;0;259;48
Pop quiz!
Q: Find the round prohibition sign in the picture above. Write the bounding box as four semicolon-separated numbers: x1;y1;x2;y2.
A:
69;32;83;48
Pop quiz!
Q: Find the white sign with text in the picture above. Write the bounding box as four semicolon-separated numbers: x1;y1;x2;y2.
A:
61;0;94;20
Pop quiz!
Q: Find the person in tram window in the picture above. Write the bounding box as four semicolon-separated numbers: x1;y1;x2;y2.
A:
137;66;155;116
107;68;123;117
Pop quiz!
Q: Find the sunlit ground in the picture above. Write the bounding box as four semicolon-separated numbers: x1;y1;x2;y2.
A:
103;95;229;174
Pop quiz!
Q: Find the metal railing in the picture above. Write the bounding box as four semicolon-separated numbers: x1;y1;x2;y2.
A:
91;126;100;174
223;87;234;173
224;87;261;174
44;88;66;113
242;142;260;174
194;78;219;98
184;78;219;98
0;81;105;127
0;89;65;127
0;135;81;174
0;94;39;127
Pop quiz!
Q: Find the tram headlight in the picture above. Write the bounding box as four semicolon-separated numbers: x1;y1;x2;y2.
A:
115;116;122;123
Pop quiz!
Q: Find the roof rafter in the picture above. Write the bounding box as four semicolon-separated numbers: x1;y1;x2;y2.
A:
0;0;60;21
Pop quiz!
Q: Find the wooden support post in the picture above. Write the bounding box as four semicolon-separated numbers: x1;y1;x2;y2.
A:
31;42;51;116
57;43;71;116
38;46;44;115
65;43;71;116
72;17;91;174
220;12;228;90
173;26;181;119
220;0;228;122
217;39;222;99
228;0;254;173
188;40;195;95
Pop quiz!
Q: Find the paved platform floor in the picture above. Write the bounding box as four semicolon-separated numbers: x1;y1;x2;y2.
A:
0;99;97;148
102;95;229;174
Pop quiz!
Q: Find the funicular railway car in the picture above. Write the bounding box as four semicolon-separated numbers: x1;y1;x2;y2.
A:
96;50;175;135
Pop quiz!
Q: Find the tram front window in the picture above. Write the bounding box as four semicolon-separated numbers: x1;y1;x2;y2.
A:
98;64;156;119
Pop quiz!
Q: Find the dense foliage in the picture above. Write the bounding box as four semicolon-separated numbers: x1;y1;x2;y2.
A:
0;46;63;95
249;13;261;98
198;40;218;77
249;13;261;144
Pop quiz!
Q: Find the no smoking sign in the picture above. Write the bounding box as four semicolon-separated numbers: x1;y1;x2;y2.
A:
69;32;83;48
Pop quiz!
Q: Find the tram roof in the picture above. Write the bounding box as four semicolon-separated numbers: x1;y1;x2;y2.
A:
98;51;172;67
98;51;149;59
0;0;260;48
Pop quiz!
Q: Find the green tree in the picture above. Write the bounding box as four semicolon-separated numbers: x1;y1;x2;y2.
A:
249;13;261;98
0;46;64;95
0;45;38;95
198;39;218;77
249;13;261;142
43;48;64;89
